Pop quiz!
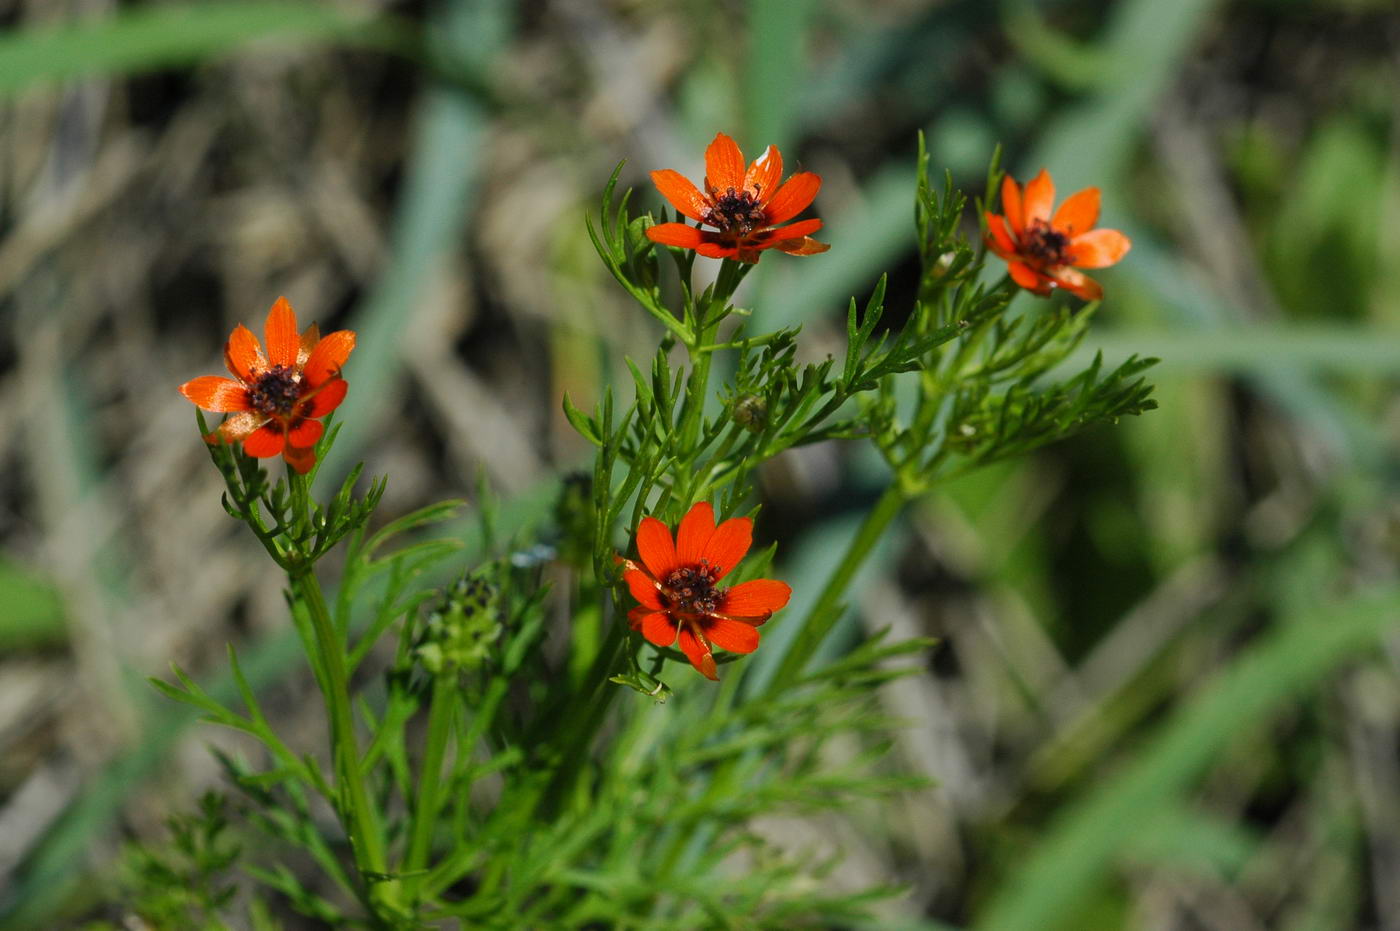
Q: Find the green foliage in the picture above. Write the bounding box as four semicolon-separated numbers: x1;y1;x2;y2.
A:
84;793;244;931
196;412;386;571
7;1;1395;928
0;3;419;96
975;584;1400;931
866;137;1157;495
0;557;66;650
139;135;1159;928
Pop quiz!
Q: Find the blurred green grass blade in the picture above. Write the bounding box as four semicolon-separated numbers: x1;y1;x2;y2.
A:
1001;0;1111;91
1066;326;1400;375
318;88;487;479
317;0;507;478
756;0;1223;333
754;168;912;332
0;3;419;95
0;559;66;649
974;585;1400;931
1122;805;1258;874
1027;0;1223;191
1113;232;1387;468
744;0;816;150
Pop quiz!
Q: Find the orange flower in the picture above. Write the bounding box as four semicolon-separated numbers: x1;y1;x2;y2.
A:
645;132;830;264
178;297;354;474
619;501;792;681
985;169;1132;301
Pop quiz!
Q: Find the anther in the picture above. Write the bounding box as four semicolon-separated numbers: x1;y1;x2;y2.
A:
1023;220;1072;266
248;365;302;416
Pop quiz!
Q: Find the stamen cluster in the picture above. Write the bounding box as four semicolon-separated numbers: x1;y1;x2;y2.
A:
661;563;722;615
1022;220;1072;267
703;188;768;236
248;366;302;416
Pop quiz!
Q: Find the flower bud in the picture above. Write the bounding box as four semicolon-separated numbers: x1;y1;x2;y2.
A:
731;394;768;433
415;574;502;675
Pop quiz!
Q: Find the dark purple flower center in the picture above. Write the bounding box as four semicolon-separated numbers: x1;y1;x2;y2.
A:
703;188;768;236
1023;219;1072;266
248;365;301;416
662;563;722;615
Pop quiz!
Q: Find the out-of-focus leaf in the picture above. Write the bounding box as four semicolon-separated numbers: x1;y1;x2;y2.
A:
1063;325;1400;375
0;3;419;95
974;585;1400;931
0;559;66;649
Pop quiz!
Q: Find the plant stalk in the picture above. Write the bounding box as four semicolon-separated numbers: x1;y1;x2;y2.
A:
403;670;454;904
293;567;398;915
765;481;907;693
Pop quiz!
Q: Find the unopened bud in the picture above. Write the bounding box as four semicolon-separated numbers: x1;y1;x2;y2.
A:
415;573;502;675
731;394;768;433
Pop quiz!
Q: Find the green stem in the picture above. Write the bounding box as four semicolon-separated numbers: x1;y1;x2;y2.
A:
403;671;454;904
677;327;716;455
293;567;398;915
534;619;628;816
674;259;744;502
765;481;907;693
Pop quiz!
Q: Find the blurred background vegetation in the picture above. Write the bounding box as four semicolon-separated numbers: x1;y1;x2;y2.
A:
0;0;1398;927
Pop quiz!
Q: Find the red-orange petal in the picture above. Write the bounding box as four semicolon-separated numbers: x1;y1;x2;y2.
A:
771;236;830;256
764;172;820;225
306;378;348;417
676;502;716;566
1069;228;1131;269
986;213;1017;257
1021;169;1055;227
635;516;679;578
1001;174;1025;236
646;222;705;250
213;412;265;444
678;627;718;680
303;330;356;388
744;145;783;200
243;424;285;457
695;240;739;260
757;217;823;244
264;297;300;369
720;579;791;619
297;323;320;366
705;616;761;654
704;132;745;194
287;418;323;449
640;611;679;647
650;170;709;222
1048;267;1103;301
1052;187;1100;237
627;605;650;630
1007;260;1053;295
180;375;252;412
625;568;664;610
703;516;753;580
283;444;317;474
224;324;265;381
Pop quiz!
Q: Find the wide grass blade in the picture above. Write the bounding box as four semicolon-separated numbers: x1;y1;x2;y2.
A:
974;586;1400;931
0;3;419;96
